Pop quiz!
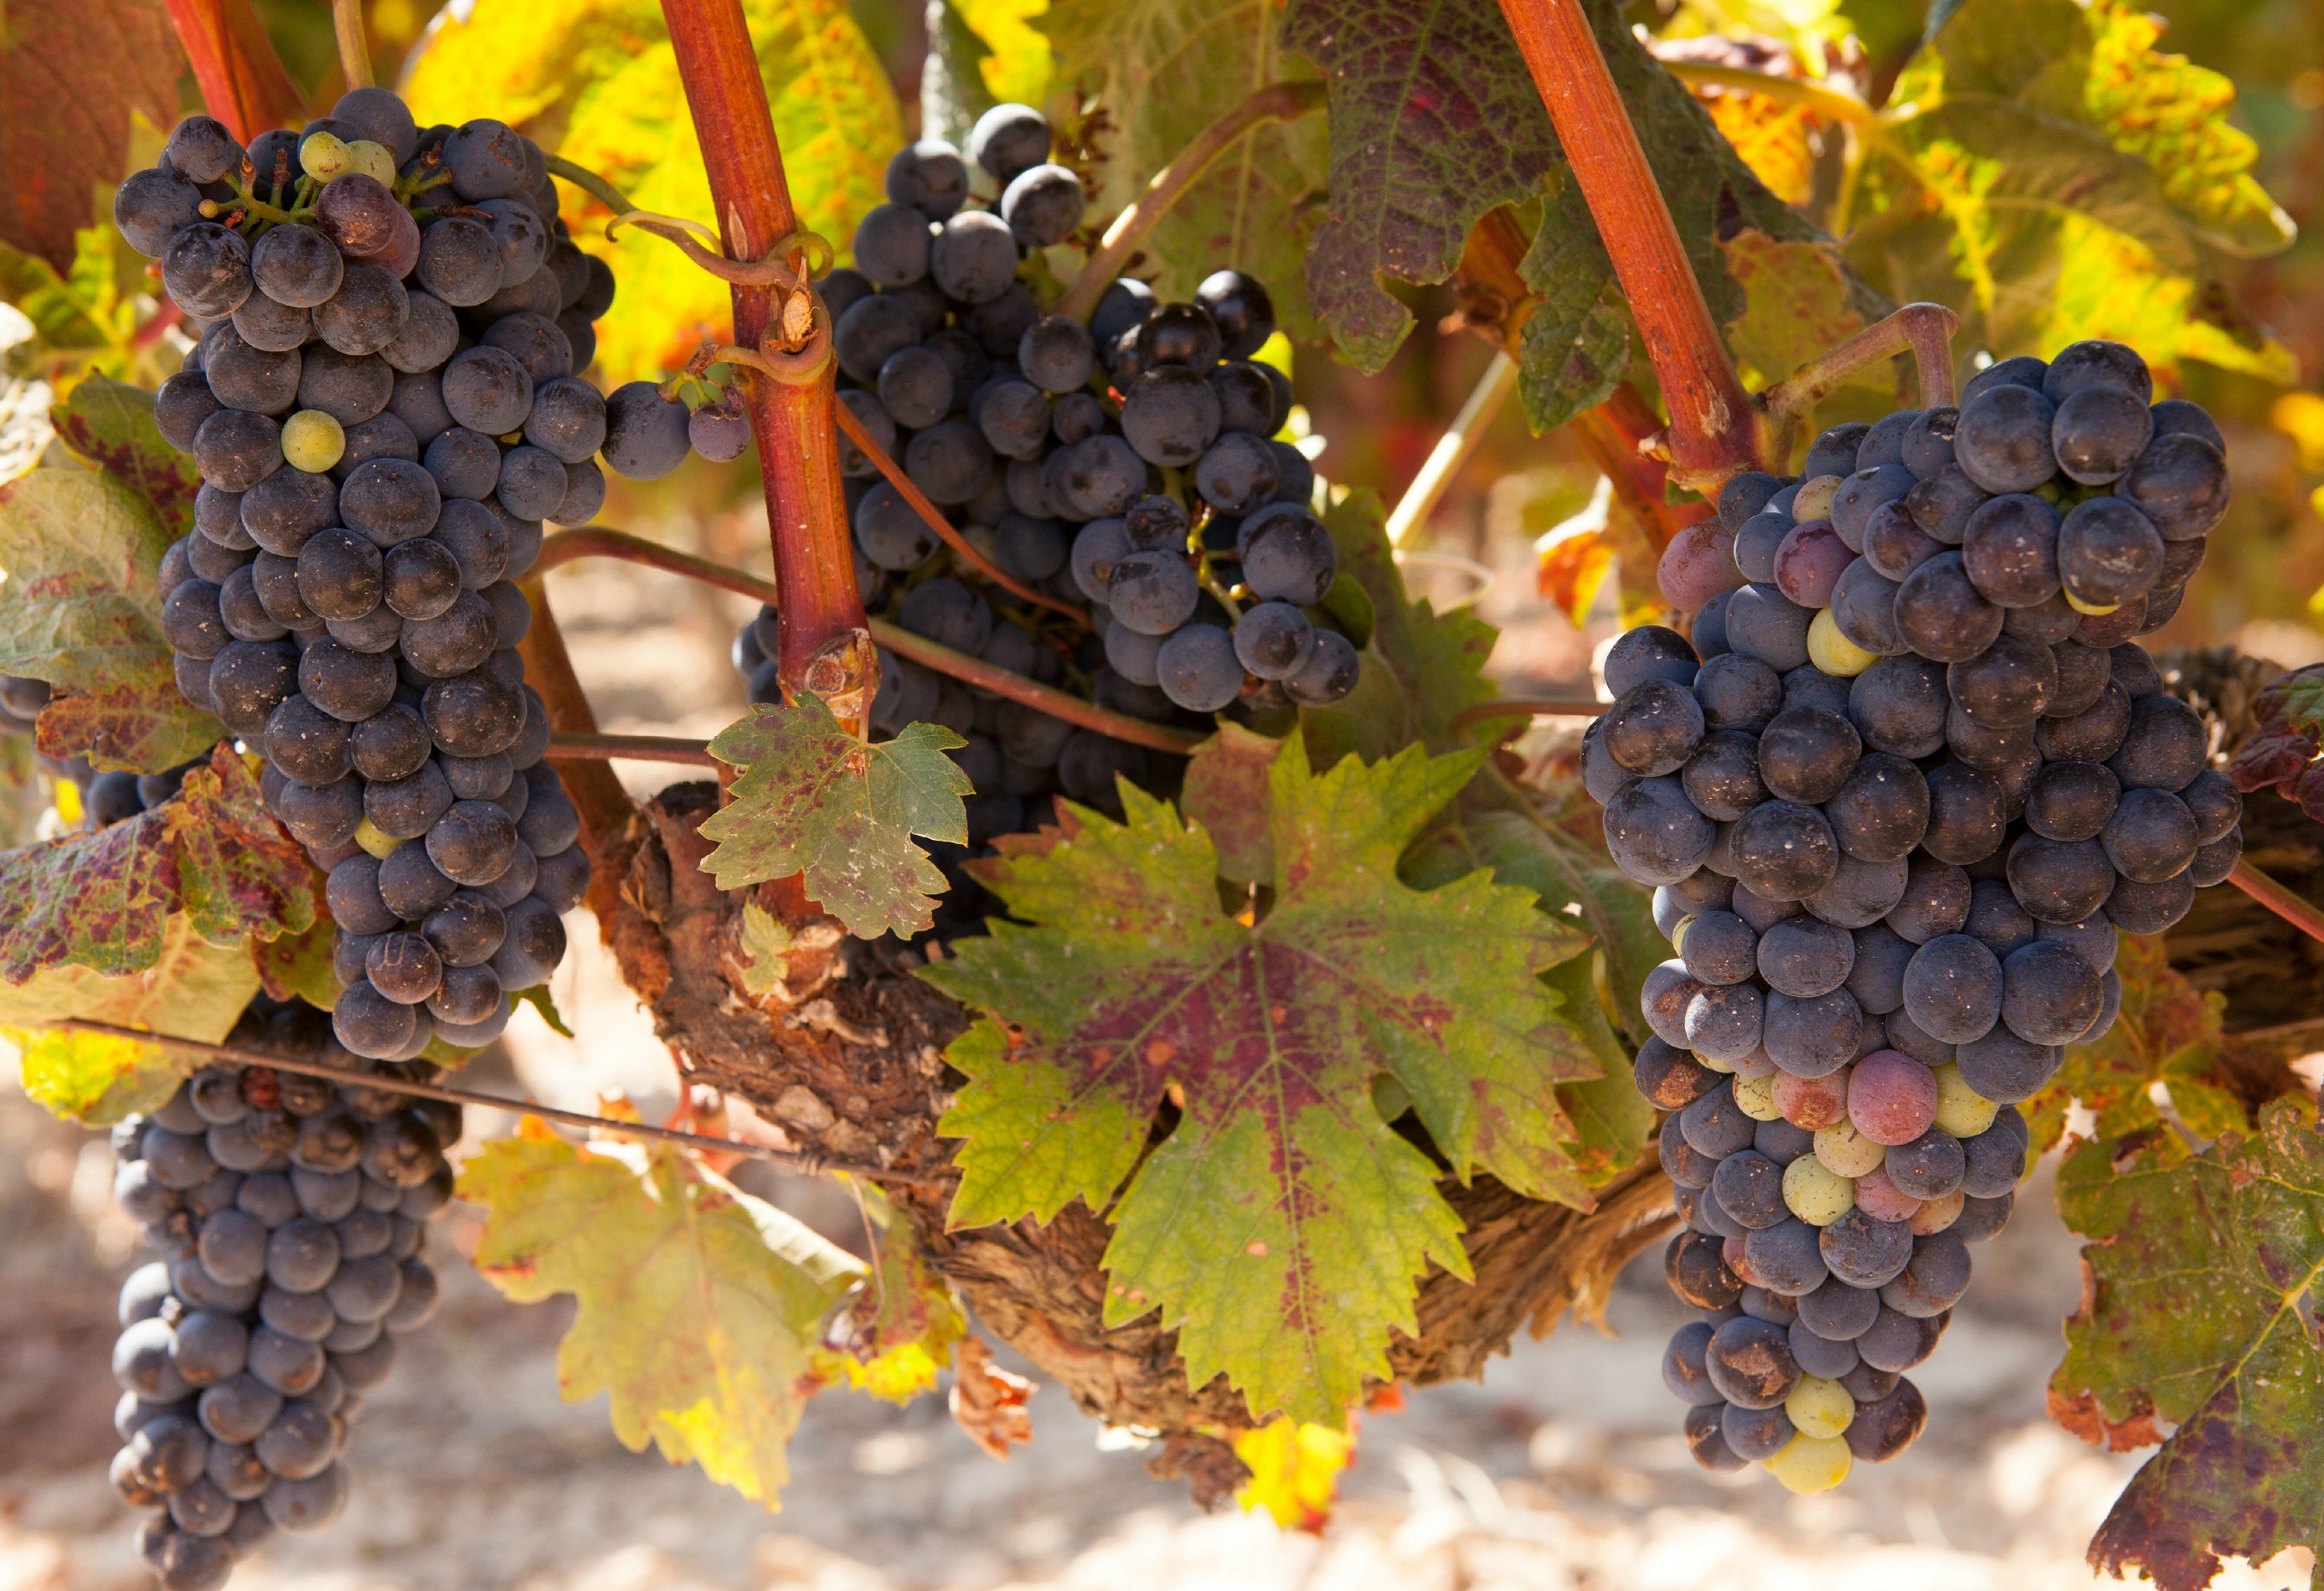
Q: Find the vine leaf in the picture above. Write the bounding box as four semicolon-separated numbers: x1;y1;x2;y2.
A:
50;376;198;540
1717;231;1881;398
250;914;338;1012
0;911;260;1121
0;465;221;771
2228;663;2324;800
1047;0;1327;337
2048;1101;2324;1591
0;0;180;273
1232;1416;1354;1531
1179;721;1287;885
0;746;312;983
2022;933;2291;1159
949;1336;1034;1460
6;1026;183;1125
458;1120;864;1507
819;1184;967;1405
925;738;1597;1423
1854;0;2295;386
0;208;172;388
922;0;1053;147
404;0;901;384
1276;0;1560;371
1299;489;1505;767
697;697;970;941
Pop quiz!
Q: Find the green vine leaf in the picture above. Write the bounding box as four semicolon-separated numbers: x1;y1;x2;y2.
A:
0;465;221;771
2022;933;2291;1160
697;697;970;940
1854;0;2296;386
460;1122;864;1507
250;913;338;1012
2049;1101;2324;1591
1275;0;1560;372
1048;0;1327;338
925;738;1596;1423
404;0;902;384
923;0;1054;147
1299;488;1504;767
49;375;197;539
0;746;312;983
1718;231;1880;398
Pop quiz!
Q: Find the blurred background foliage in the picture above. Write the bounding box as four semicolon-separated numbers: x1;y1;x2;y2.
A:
7;0;2324;698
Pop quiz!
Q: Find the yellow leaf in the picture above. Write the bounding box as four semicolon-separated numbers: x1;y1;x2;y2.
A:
736;902;796;996
457;1130;864;1506
956;0;1052;106
4;1026;181;1124
402;0;901;385
825;1182;966;1404
1232;1415;1355;1532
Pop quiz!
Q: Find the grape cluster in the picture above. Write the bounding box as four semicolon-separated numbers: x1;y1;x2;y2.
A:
1591;342;2242;1492
108;1005;453;1591
735;104;1354;909
121;90;684;1060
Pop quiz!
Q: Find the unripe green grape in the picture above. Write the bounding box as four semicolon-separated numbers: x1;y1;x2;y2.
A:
1782;1155;1856;1225
281;410;348;474
301;131;353;182
340;140;398;185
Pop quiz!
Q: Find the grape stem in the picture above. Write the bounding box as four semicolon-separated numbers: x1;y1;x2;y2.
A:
2228;859;2324;950
1054;79;1327;327
544;731;722;766
531;528;1204;754
661;0;870;721
828;398;1090;622
608;208;835;289
1760;301;1961;445
159;0;308;147
543;154;636;219
332;0;373;90
44;1016;954;1187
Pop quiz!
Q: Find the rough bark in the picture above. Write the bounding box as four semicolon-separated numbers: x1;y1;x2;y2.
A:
595;784;1675;1468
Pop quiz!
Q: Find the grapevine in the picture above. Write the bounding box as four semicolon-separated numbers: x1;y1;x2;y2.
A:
0;0;2317;1585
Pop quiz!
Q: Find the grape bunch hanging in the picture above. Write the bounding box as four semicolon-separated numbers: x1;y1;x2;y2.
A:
724;102;1353;916
1589;340;2240;1492
119;88;733;1066
109;1009;455;1591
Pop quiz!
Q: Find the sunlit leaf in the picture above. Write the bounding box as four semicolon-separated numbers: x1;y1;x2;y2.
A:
697;696;971;940
459;1121;863;1507
924;0;1054;145
0;0;179;273
925;738;1595;1423
404;0;902;384
820;1183;966;1404
5;1024;181;1124
1233;1416;1353;1532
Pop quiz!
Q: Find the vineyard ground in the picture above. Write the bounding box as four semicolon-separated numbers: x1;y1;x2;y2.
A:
2;556;2311;1591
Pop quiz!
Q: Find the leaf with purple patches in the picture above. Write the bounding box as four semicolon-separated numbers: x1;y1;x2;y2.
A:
49;376;198;539
0;745;312;982
0;465;220;771
925;737;1595;1423
2051;1101;2324;1591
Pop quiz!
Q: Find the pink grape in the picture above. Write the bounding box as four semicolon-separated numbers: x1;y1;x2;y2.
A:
1847;1049;1940;1146
1909;1189;1965;1234
1660;523;1746;612
1773;524;1856;608
1853;1165;1922;1223
1774;1069;1852;1130
1723;1233;1760;1287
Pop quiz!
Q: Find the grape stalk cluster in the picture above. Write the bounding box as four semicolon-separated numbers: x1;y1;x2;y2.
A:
121;90;745;1063
108;1007;454;1591
1589;341;2239;1491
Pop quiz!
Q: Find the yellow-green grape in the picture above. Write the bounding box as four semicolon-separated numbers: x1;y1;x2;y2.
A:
301;130;353;182
1696;1048;1737;1075
1931;1062;1999;1138
1733;1072;1782;1121
1765;1432;1853;1495
343;139;398;186
1783;1154;1856;1225
1786;1376;1855;1440
281;409;346;474
354;816;399;859
2064;588;2120;616
1793;475;1842;522
1814;1118;1887;1178
1670;914;1697;955
1807;609;1876;677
